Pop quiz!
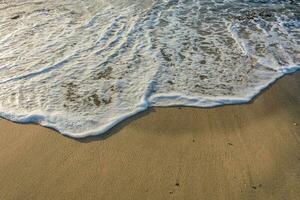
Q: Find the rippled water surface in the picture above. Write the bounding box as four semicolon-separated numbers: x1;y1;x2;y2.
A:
0;0;299;137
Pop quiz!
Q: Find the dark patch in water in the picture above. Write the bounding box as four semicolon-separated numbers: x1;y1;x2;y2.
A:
200;60;207;65
160;49;172;62
64;82;79;102
199;75;208;80
89;94;101;106
167;80;174;85
11;15;20;20
232;9;275;21
178;52;185;60
94;66;113;80
159;19;169;27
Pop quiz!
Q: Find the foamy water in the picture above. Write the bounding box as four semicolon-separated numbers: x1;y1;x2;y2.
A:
0;0;299;138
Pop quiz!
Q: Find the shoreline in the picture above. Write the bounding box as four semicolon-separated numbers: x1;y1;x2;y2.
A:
0;72;299;199
1;70;299;139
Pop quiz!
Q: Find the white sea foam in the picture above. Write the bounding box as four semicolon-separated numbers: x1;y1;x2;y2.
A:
0;0;299;138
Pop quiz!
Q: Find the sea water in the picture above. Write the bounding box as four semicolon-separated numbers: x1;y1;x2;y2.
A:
0;0;299;137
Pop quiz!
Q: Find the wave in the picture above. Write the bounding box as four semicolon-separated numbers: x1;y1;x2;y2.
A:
0;0;299;137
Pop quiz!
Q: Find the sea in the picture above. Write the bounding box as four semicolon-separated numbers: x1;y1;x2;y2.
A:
0;0;299;137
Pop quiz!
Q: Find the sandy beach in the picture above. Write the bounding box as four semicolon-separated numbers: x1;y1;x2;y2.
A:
0;72;299;200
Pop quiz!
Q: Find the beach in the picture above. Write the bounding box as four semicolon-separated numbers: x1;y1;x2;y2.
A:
0;1;299;199
0;71;299;200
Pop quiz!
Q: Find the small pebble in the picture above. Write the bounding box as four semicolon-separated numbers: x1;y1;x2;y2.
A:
293;122;298;126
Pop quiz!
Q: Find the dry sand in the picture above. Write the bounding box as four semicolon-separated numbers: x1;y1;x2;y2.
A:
0;72;299;200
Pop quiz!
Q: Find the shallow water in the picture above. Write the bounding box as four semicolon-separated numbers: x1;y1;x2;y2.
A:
0;0;299;137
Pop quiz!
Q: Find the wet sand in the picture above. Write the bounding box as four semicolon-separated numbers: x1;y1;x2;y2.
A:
0;72;299;200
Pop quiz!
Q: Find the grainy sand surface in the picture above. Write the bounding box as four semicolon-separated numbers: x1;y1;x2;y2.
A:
0;72;299;200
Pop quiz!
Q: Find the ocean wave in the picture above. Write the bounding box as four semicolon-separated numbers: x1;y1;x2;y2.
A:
0;0;299;137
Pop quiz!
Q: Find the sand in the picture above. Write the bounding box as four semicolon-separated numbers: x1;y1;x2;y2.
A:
0;72;299;200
